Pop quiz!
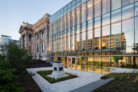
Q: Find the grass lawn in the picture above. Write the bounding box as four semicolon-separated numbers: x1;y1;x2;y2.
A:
93;72;138;92
37;70;78;83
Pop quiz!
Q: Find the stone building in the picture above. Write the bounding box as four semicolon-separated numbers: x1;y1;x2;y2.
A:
19;14;50;61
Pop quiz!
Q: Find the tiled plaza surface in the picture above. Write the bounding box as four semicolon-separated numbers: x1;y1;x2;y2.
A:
27;67;104;92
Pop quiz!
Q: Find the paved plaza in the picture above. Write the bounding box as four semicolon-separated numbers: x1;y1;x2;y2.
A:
27;67;108;92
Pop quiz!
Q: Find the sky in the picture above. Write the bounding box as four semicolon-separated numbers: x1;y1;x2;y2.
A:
0;0;71;40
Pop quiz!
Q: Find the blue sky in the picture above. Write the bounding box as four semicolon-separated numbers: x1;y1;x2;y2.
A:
0;0;71;40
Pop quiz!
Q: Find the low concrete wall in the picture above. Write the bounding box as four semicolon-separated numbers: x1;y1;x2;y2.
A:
110;67;138;73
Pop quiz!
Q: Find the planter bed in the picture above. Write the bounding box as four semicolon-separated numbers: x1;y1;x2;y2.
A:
37;70;78;84
93;73;138;92
14;70;42;92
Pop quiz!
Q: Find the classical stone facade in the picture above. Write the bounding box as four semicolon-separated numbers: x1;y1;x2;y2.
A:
19;14;50;61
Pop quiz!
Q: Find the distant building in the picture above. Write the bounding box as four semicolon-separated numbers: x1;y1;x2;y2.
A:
19;14;50;61
0;35;20;55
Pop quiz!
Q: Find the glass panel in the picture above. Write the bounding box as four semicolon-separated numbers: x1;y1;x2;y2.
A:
77;57;82;70
87;0;93;20
76;33;80;51
81;0;87;3
94;16;101;28
72;58;76;70
122;4;134;20
122;0;134;7
68;58;72;69
63;37;66;52
62;16;65;30
111;9;121;23
102;13;110;26
81;3;86;23
66;14;69;29
76;25;80;34
122;18;134;54
94;0;101;17
135;2;138;16
122;56;134;67
81;32;86;51
102;25;110;49
71;35;75;51
112;0;121;11
94;27;101;50
67;13;70;29
81;57;88;71
94;56;102;73
135;17;138;54
71;10;76;27
72;0;76;8
102;56;110;74
67;36;70;52
60;38;62;52
136;57;138;67
111;21;122;55
102;0;110;14
87;20;93;30
111;56;122;67
62;57;67;68
87;30;93;50
76;7;80;25
88;57;94;72
81;22;86;32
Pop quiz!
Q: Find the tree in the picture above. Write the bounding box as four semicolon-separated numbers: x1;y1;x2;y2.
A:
7;44;32;70
111;56;123;67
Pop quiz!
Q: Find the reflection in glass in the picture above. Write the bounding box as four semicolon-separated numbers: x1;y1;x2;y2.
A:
102;25;110;49
122;0;134;7
81;22;86;32
122;4;134;20
87;0;93;20
111;9;121;23
135;17;138;54
87;30;93;50
81;32;86;51
76;7;80;25
112;0;121;11
102;56;110;74
71;35;75;51
94;0;101;17
102;13;110;26
76;33;80;51
94;28;101;50
135;2;138;16
81;3;86;23
111;21;122;55
87;20;93;30
102;0;110;14
94;17;101;28
122;18;134;54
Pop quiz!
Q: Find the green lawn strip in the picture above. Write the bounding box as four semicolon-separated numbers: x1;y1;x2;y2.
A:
93;72;138;92
37;70;78;84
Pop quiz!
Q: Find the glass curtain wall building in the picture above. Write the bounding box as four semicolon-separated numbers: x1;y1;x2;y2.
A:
50;0;138;74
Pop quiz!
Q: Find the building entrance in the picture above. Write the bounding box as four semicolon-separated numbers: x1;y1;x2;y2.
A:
67;56;77;70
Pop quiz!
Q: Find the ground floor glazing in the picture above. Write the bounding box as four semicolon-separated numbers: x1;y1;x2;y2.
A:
51;54;138;74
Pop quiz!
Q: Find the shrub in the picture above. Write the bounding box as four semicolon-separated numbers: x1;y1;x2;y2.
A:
0;61;23;92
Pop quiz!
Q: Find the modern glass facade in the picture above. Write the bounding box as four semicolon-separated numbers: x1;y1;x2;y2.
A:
50;0;138;74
